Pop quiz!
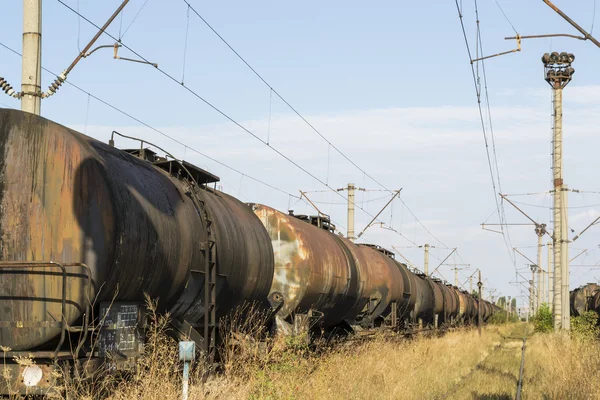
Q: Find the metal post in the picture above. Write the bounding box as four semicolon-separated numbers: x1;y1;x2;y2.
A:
424;244;430;276
21;0;42;115
548;241;553;311
477;270;482;336
179;341;195;400
347;183;355;241
561;185;570;330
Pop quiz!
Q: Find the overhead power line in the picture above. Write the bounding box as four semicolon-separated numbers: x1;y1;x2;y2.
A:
454;0;519;297
454;0;515;264
0;40;361;232
54;0;435;247
179;0;447;248
493;0;518;34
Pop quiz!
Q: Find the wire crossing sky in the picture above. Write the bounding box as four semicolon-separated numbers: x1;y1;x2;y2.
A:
1;0;600;305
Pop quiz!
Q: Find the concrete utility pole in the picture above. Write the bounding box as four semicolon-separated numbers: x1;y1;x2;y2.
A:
542;51;574;331
527;279;532;322
537;231;543;309
423;244;430;276
22;0;42;115
561;186;570;330
469;276;473;293
444;264;470;286
548;241;553;311
477;270;482;336
346;183;356;241
454;268;459;287
530;265;538;317
337;184;364;241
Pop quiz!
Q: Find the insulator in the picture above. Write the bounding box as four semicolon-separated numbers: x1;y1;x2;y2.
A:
559;52;569;63
550;52;559;63
542;53;551;64
567;53;575;63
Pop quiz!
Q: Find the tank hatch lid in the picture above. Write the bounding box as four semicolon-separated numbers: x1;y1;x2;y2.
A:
122;148;158;162
360;244;395;259
153;159;220;184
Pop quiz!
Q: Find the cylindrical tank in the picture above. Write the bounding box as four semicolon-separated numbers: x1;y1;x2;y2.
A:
251;204;362;327
465;292;476;321
456;290;471;320
0;109;274;350
591;290;600;314
429;279;444;320
410;274;435;324
442;285;460;320
355;245;406;323
482;301;493;321
391;260;417;321
570;283;600;316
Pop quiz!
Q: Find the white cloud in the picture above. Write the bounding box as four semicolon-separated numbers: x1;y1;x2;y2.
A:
66;85;600;299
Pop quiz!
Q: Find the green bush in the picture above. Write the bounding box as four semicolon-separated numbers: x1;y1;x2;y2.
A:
487;310;519;325
571;311;600;340
534;303;553;333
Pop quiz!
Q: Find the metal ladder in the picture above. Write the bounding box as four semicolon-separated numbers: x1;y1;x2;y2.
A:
202;211;217;379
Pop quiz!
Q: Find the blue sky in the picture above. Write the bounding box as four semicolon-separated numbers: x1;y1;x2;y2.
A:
2;0;600;309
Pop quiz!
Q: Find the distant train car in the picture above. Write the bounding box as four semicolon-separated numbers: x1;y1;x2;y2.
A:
570;283;600;316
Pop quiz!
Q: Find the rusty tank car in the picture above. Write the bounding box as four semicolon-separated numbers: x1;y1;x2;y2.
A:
0;109;276;393
251;204;414;332
570;283;600;316
251;203;491;332
0;108;502;395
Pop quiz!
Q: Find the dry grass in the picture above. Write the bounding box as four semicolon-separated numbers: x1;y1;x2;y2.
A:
197;325;516;400
6;315;600;399
522;333;600;399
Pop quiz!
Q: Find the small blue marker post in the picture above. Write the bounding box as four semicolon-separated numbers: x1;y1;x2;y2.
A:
179;341;195;400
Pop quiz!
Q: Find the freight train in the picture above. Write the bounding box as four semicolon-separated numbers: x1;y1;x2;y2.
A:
0;109;498;395
570;283;600;317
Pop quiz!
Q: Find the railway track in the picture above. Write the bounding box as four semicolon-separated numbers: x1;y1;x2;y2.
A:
437;323;530;400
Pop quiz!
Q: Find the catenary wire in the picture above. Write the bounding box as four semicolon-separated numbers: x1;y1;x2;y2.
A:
179;0;446;248
455;0;516;266
120;0;152;40
493;0;518;34
54;0;423;247
0;39;364;240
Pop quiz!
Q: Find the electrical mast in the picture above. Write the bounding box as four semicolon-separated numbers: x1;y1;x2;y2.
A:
542;51;574;331
535;225;544;310
548;241;553;311
530;265;538;317
423;244;430;275
337;184;365;242
22;0;42;115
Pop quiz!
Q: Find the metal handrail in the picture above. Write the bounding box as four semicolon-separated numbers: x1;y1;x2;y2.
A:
0;261;92;358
